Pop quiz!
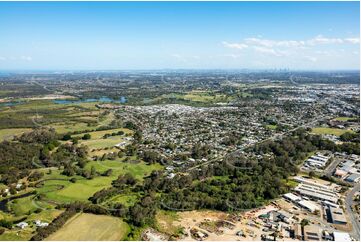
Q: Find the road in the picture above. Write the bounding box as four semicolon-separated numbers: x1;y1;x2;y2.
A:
31;80;52;92
323;157;342;176
345;183;360;240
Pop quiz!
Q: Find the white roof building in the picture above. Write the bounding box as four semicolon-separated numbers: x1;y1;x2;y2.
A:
16;222;28;229
333;232;352;241
297;200;319;213
283;193;302;202
35;220;49;227
295;184;339;204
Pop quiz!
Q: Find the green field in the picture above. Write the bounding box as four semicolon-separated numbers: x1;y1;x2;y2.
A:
0;229;33;241
86;159;163;181
36;160;162;203
0;128;32;141
311;127;354;136
73;128;133;150
334;116;358;121
156;91;235;104
9;195;38;216
50;122;91;134
0;209;62;241
266;124;277;130
104;193;139;207
46;213;130;241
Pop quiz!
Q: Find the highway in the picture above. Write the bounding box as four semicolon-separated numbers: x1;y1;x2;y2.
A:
345;183;360;240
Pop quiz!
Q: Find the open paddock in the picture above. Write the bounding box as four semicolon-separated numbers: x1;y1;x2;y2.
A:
46;213;129;241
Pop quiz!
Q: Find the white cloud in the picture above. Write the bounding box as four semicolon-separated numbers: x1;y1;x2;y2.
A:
171;54;201;62
253;46;279;56
223;54;241;59
222;41;248;50
223;35;359;51
307;35;344;45
171;54;181;58
345;38;360;44
0;57;6;61
245;38;305;48
304;56;317;62
20;56;32;61
222;35;359;61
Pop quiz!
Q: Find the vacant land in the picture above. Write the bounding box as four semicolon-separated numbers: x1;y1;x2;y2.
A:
311;127;354;136
46;213;129;241
155;210;182;236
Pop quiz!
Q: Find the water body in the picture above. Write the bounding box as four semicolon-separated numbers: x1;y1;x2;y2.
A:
53;96;127;104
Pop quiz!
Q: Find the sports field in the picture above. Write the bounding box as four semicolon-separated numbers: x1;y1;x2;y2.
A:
46;213;129;241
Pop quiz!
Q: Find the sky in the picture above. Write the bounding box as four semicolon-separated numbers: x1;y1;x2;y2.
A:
0;1;359;70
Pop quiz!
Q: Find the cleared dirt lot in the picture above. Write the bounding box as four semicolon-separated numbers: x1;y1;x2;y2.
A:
46;213;129;241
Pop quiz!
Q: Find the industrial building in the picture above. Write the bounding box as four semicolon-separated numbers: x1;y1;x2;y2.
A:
305;154;330;168
327;207;347;225
294;183;339;204
345;173;360;183
283;193;301;203
297;200;319;213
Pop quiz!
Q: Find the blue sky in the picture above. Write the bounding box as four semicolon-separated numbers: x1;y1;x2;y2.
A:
0;2;359;70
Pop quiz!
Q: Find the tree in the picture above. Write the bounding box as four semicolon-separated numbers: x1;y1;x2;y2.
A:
62;134;72;141
300;218;309;240
103;169;113;177
90;166;97;178
308;171;316;178
82;133;91;140
72;137;79;144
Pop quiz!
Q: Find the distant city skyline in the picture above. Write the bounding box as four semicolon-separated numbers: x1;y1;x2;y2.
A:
0;2;359;70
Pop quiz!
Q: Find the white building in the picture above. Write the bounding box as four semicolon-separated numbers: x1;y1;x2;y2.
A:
297;200;319;213
333;232;352;241
35;220;49;227
16;222;28;229
283;193;302;203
